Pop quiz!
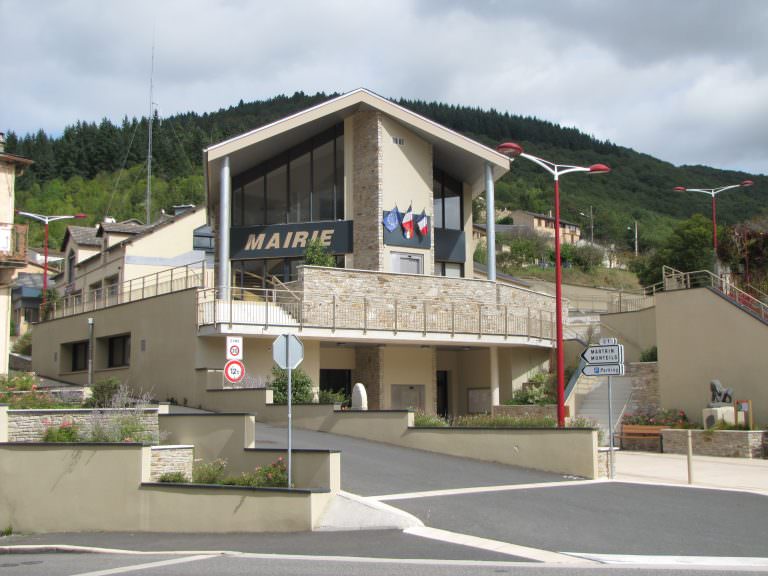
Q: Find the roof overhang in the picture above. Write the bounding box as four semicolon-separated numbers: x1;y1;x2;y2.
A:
204;88;511;211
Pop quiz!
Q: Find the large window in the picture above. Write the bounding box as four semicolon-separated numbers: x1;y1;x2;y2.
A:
71;341;88;372
232;124;344;226
433;169;463;231
108;335;131;368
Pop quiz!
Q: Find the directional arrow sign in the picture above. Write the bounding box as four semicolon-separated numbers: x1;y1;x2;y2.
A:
582;344;624;365
582;364;625;376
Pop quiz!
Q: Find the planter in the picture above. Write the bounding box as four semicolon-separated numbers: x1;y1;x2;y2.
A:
661;428;766;459
492;404;557;419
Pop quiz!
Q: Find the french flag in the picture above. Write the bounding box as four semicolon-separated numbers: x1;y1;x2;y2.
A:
402;204;414;239
417;210;428;237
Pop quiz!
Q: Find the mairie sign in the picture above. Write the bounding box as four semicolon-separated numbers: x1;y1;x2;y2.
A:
230;221;353;260
581;345;624;365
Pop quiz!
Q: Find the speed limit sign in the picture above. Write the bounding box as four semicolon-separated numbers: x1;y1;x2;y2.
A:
226;336;243;360
224;359;245;384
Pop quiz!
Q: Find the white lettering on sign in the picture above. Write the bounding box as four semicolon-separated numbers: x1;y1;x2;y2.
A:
242;229;335;252
582;345;624;365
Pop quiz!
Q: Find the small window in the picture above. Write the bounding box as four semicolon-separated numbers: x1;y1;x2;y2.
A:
71;341;89;372
392;136;405;146
437;262;463;278
108;335;131;368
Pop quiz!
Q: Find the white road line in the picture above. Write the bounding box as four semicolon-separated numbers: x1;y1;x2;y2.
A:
564;552;768;567
69;554;216;576
373;479;605;501
404;526;597;565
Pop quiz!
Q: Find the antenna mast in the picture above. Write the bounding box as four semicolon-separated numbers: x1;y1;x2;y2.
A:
145;36;155;225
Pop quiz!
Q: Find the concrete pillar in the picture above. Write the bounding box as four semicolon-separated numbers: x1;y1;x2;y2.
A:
490;346;499;407
218;156;231;299
0;404;8;442
485;162;496;282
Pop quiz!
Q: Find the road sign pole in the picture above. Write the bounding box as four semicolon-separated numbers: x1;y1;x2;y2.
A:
608;375;615;480
286;336;292;488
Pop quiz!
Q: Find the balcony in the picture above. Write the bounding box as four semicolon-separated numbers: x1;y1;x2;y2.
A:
197;266;559;347
0;224;27;268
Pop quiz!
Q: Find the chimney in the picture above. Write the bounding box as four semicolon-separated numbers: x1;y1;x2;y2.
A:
0;132;5;153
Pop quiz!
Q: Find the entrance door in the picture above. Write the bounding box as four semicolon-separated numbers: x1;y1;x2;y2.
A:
436;370;448;416
391;252;423;274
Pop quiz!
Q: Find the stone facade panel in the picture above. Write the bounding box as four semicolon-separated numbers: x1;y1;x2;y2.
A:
150;445;194;481
662;429;765;459
7;409;160;444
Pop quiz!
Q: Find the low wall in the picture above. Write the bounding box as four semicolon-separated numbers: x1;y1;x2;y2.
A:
3;407;159;444
0;444;332;533
662;429;766;459
159;413;340;491
150;445;194;481
491;405;557;419
200;391;598;478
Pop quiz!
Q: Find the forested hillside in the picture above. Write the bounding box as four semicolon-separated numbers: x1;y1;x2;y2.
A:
6;91;767;250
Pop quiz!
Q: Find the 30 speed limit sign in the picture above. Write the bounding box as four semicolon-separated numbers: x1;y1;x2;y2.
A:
226;336;243;360
224;359;245;384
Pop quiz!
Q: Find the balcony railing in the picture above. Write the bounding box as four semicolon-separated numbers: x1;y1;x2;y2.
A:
47;260;210;320
197;287;556;341
0;223;27;266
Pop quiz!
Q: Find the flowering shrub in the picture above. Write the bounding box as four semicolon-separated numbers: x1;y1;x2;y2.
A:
192;457;288;488
622;408;689;427
42;420;80;442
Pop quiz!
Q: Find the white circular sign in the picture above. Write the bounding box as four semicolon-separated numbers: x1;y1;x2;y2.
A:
229;344;240;358
224;359;245;384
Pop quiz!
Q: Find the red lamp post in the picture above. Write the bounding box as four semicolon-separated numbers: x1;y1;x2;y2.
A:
673;181;754;252
496;142;610;427
16;211;87;306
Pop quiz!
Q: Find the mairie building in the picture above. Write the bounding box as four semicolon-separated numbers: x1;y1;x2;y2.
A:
32;89;561;415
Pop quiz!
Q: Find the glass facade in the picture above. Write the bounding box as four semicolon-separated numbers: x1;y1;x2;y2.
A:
433;168;464;276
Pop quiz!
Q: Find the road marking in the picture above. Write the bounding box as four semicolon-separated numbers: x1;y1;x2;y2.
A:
69;554;215;576
565;552;768;567
372;479;605;501
404;526;597;565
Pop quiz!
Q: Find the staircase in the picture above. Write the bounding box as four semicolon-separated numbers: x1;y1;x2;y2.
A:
574;373;633;446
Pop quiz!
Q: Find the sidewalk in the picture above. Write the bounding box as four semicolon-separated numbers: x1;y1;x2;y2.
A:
614;450;768;495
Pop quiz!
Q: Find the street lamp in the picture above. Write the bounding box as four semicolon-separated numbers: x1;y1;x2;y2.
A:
579;206;594;244
627;221;638;257
16;211;87;306
673;181;753;252
497;142;610;428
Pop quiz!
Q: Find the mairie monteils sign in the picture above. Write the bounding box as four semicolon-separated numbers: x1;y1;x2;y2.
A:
230;221;353;260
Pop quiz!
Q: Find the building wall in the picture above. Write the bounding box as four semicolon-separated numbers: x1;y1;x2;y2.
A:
656;288;768;426
380;115;434;275
320;347;355;369
600;306;657;363
352;347;382;409
351;111;383;271
380;346;436;413
497;346;551;402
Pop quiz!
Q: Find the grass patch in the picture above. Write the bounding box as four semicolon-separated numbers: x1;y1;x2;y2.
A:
505;265;641;291
1;525;12;537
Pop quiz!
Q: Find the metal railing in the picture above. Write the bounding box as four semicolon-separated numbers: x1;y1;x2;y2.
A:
662;265;768;322
48;260;210;319
567;290;657;314
197;286;557;341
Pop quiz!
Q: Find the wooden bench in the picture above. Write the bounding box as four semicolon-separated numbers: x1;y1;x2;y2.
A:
617;424;665;452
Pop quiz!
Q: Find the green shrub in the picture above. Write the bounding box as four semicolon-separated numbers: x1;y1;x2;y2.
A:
11;331;32;355
640;346;658;362
451;414;557;428
318;389;348;405
413;410;448;427
158;472;189;483
622;408;688;427
87;414;153;443
222;458;288;488
304;238;336;267
1;525;11;537
0;390;70;409
192;458;228;484
83;377;121;408
505;372;556;405
0;372;37;392
269;366;313;404
42;421;80;442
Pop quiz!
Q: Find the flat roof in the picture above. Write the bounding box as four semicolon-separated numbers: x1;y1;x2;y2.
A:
205;88;511;208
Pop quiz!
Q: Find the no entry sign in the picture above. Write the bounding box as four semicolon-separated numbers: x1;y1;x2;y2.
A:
224;359;245;384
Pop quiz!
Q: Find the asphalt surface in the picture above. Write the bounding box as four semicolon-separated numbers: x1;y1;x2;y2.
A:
253;422;567;496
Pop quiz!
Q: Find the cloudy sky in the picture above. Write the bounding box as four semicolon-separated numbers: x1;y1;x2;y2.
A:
2;0;766;174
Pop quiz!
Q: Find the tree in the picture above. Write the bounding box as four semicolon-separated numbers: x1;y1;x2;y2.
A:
304;238;335;267
268;366;313;404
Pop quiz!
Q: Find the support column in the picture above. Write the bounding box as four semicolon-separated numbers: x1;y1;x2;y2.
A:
485;162;496;282
489;346;499;408
218;156;231;300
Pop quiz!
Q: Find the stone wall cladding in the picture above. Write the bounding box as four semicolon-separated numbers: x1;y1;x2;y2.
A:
662;429;765;459
7;409;160;443
352;347;381;410
352;111;383;271
297;266;557;338
150;445;194;481
492;404;557;419
625;362;660;415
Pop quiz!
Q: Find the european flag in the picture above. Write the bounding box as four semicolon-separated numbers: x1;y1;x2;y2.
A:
383;206;400;232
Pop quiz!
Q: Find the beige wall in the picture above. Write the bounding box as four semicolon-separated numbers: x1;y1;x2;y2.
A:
320;346;355;369
601;306;656;363
381;346;435;411
380;115;434;275
656;288;768;426
0;444;332;533
0;163;15;222
498;347;551;401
